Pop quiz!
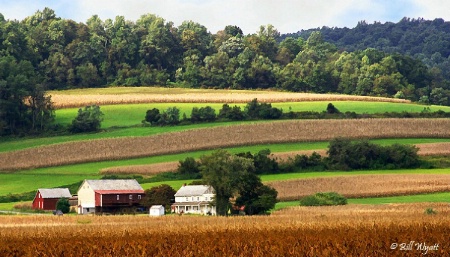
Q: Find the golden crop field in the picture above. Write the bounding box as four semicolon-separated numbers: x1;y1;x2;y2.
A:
49;87;410;108
1;119;449;171
0;203;448;256
99;142;450;175
268;174;450;201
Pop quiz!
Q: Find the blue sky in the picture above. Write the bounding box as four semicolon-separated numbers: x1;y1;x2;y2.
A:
0;0;448;33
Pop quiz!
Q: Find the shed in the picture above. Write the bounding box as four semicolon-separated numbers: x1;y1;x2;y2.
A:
32;188;72;210
149;205;165;216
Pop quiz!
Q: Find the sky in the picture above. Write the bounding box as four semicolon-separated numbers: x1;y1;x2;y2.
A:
0;0;449;34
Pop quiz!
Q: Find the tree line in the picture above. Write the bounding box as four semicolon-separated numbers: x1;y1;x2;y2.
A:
2;9;449;136
144;100;450;127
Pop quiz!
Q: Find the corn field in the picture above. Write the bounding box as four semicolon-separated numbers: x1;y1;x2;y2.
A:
1;119;449;171
0;203;448;256
268;174;450;201
50;91;410;109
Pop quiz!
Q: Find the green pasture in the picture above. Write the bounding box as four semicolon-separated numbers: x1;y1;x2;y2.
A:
0;201;31;210
348;193;450;204
54;101;450;128
274;192;450;210
0;173;100;196
260;168;450;182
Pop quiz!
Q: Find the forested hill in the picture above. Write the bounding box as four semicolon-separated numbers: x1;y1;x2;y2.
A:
283;18;450;80
1;9;450;135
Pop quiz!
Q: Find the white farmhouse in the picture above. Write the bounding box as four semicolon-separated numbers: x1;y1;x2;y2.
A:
172;185;216;215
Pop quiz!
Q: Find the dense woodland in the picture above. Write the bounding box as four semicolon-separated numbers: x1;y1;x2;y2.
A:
1;8;450;135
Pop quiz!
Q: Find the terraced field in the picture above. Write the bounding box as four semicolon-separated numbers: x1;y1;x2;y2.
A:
1;87;450;210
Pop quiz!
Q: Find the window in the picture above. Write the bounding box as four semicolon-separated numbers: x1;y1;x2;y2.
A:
138;195;141;200
186;197;189;201
197;197;199;201
129;195;133;200
117;195;120;200
87;208;90;212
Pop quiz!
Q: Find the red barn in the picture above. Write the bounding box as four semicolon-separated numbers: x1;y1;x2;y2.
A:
32;188;72;210
77;179;144;215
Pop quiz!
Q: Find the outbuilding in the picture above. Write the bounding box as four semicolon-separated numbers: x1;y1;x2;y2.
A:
77;179;144;215
149;205;165;216
32;188;72;211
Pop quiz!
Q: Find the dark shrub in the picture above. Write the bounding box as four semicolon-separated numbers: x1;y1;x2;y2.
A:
300;192;347;206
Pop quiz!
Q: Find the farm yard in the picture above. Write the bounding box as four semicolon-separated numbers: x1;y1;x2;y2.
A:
1;87;450;255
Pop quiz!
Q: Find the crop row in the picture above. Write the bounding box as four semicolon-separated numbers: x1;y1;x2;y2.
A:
1;119;449;171
0;203;448;256
268;174;450;201
100;143;450;175
50;91;410;109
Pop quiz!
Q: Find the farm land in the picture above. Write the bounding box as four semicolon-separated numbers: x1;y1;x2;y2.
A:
1;87;450;255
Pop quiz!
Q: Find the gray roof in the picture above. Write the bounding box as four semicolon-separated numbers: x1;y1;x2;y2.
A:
38;188;72;199
175;185;214;197
85;179;143;191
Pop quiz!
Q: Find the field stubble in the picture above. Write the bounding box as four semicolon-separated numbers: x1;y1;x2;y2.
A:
50;89;410;109
269;174;450;201
1;119;449;171
0;203;448;256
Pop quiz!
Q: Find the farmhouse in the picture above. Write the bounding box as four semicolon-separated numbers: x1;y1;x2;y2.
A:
32;188;72;211
172;185;216;215
77;179;144;215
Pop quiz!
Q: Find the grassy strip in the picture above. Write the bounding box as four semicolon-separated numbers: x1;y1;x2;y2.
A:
274;192;450;210
54;101;450;128
260;168;450;182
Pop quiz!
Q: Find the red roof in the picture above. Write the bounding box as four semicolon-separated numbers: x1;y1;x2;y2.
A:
94;190;144;194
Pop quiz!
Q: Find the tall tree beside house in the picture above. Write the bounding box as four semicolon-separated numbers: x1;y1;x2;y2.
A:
200;150;255;216
199;149;278;216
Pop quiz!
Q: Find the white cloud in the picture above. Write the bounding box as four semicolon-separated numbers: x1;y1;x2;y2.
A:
412;0;450;21
0;0;448;33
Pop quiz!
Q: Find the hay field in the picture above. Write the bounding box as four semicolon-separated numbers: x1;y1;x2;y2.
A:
99;142;450;175
1;119;449;171
49;87;410;108
268;174;450;201
0;203;448;256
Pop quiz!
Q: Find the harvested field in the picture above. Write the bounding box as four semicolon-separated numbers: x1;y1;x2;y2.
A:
268;174;450;201
0;203;448;256
100;162;179;175
1;119;450;171
50;87;410;108
102;143;447;176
